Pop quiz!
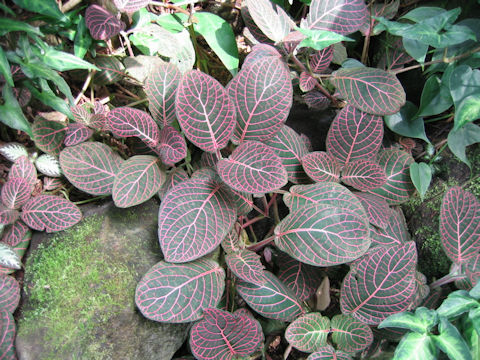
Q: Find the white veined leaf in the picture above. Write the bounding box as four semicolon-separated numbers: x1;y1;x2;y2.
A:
0;243;21;270
34;154;62;177
0;143;28;162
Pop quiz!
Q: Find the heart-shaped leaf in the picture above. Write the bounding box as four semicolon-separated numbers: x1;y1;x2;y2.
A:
34;154;62;177
0;243;21;270
64;123;93;146
244;0;292;43
217;141;288;194
286;313;330;352
226;249;265;286
156;125;187;166
107;107;160;148
228;57;292;143
94;56;125;85
300;72;317;92
176;70;236;153
331;314;373;353
236;271;305;322
0;309;16;358
157;168;189;200
326;105;383;166
0;142;28;163
303;0;368;35
21;195;82;232
190;308;264;360
409;162;432;200
275;204;370;266
266;125;310;184
113;0;149;13
32;117;66;155
1;177;31;209
331;67;406;115
159;177;236;263
0;207;19;226
302;151;341;183
135;259;225;323
0;275;19;313
304;90;330;110
310;46;334;73
341;159;387;191
440;187;480;264
340;242;417;325
355;192;392;229
85;5;124;40
112;155;165;208
368;149;415;204
308;346;353;360
60;142;124;195
371;207;410;247
144;63;180;128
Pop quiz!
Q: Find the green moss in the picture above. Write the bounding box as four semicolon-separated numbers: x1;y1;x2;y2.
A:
18;215;137;360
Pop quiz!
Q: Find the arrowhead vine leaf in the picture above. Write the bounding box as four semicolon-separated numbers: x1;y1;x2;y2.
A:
225;249;265;286
85;5;125;40
135;259;225;323
302;151;341;183
0;275;20;313
156;125;187;166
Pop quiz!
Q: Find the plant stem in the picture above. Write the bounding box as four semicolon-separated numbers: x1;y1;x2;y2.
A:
361;2;374;65
241;215;265;229
149;1;193;17
74;71;94;105
428;142;448;165
124;98;149;107
74;195;109;205
247;235;275;252
430;273;467;289
120;31;134;57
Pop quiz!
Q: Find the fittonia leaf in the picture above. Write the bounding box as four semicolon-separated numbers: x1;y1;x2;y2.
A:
85;5;125;40
157;168;189;201
34;154;62;177
1;177;31;209
64;123;93;146
285;313;330;352
0;275;20;313
0;243;21;270
241;44;281;70
0;309;16;359
0;143;28;163
371;207;411;247
94;56;125;85
113;0;149;13
310;46;334;73
0;207;19;226
302;151;341;183
330;314;373;353
156;125;187;166
244;0;293;43
307;346;353;360
135;259;225;323
299;72;317;92
31;117;66;155
341;159;387;191
354;192;392;229
225;249;266;286
304;90;330;110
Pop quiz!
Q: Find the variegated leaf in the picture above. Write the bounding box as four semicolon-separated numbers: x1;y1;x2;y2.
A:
0;207;18;226
341;159;387;191
31;117;66;155
0;221;30;274
85;5;124;40
157;168;189;201
355;192;392;229
285;313;330;352
113;0;149;13
0;143;28;162
156;126;187;166
64;123;93;146
241;44;281;70
70;103;91;126
0;243;21;270
34;154;62;177
304;90;330;110
241;7;275;45
331;314;373;353
302;151;341;183
94;56;125;85
308;346;353;360
0;275;20;313
225;249;265;285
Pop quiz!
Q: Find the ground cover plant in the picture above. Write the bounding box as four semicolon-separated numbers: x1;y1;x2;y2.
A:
0;0;480;359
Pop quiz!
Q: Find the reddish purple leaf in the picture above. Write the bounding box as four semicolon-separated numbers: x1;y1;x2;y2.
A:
371;207;410;247
157;168;189;201
0;207;18;226
225;249;266;285
304;90;330;110
265;125;310;184
108;107;159;148
113;0;149;12
326;105;383;166
176;70;236;153
302;151;341;183
303;0;368;35
0;275;19;313
156;126;187;166
0;309;16;359
355;192;392;229
85;5;124;40
144;63;180;128
228;57;292;143
64;123;93;146
310;46;334;73
70;103;91;126
21;195;82;232
31;117;66;155
341;159;387;191
299;72;316;92
8;156;36;189
440;187;480;264
241;44;281;70
190;308;264;360
217;141;288;194
1;178;31;209
340;242;417;325
60;142;124;195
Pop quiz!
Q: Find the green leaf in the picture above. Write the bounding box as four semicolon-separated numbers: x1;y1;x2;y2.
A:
31;117;66;155
285;313;330;352
385;102;430;143
455;95;480;130
23;80;73;118
74;16;93;59
409;162;432;201
12;0;68;22
437;292;479;319
40;48;99;72
0;17;43;36
331;314;373;353
379;308;438;334
447;123;480;168
402;38;428;63
417;75;453;117
0;46;13;86
432;317;472;360
393;332;437;360
469;307;480;337
470;282;480;300
155;13;186;33
297;28;352;51
0;3;15;16
449;65;480;109
0;244;21;270
0;85;32;136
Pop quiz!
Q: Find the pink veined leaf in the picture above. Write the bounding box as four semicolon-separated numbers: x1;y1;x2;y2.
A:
236;271;305;322
285;313;330;352
90;113;108;131
301;134;313;152
31;117;66;155
60;142;124;195
308;346;353;360
64;123;94;147
43;177;63;191
200;152;220;169
225;249;266;286
94;56;125;85
228;57;293;144
158;177;237;263
157;168;189;201
85;5;125;40
302;151;341;183
0;221;31;274
244;0;293;43
299;72;317;92
0;207;18;226
9;156;37;190
21;195;82;233
304;91;330;110
241;44;281;70
310;46;334;73
274;204;370;267
13;87;31;107
282;30;305;54
107;107;160;148
70;103;91;126
378;39;414;71
326;105;383;166
331;67;406;116
113;0;149;12
302;0;368;35
371;207;410;247
0;275;20;313
217;141;288;194
221;224;242;255
340;242;418;325
0;309;16;359
176;70;236;153
190;308;264;360
144;63;181;128
135;259;225;323
410;271;430;309
440;187;480;264
265;125;310;184
455;254;480;290
1;178;31;209
354;192;392;229
368;149;415;204
341;159;387;191
330;314;374;353
241;7;275;45
112;155;165;208
93;101;108;115
156;125;187;166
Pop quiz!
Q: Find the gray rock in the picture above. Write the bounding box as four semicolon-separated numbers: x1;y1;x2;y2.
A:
16;199;188;360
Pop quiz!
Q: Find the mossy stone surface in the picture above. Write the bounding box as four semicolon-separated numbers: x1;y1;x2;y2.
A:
16;199;188;360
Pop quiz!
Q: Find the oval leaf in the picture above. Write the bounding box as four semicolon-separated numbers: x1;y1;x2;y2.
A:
217;141;288;194
31;117;66;155
0;243;21;270
286;313;330;352
0;275;20;313
331;67;406;115
157;167;189;201
331;314;373;353
225;249;265;286
302;151;341;183
64;122;93;146
0;309;15;359
113;0;149;13
0;142;28;163
0;207;19;226
304;90;330;110
60;142;124;195
156;125;187;166
135;259;225;323
94;56;125;85
355;192;392;229
341;159;387;191
244;0;292;43
310;46;334;73
85;5;124;40
308;346;353;360
371;207;410;247
1;177;31;209
300;72;317;92
34;154;62;177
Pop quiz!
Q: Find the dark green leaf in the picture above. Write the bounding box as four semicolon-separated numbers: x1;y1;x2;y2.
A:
31;117;66;155
455;95;480;130
470;282;480;300
449;65;480;109
393;332;437;360
41;48;99;71
417;76;453;117
469;307;480;337
385;102;430;143
297;28;352;51
0;17;43;36
447;123;480;168
23;80;73;118
432;317;472;360
12;0;68;22
409;162;432;201
0;46;13;86
74;17;93;59
0;85;32;136
403;38;428;63
0;3;15;16
155;13;186;33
